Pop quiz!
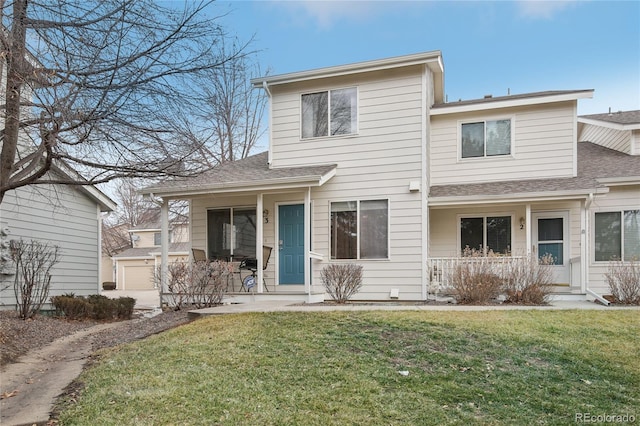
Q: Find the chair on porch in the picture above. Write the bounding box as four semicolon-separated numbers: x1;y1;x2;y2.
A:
192;248;208;263
239;246;273;292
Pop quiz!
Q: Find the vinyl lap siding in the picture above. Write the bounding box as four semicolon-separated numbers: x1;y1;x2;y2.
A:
588;187;640;295
0;183;101;307
268;67;428;300
430;102;577;185
578;123;631;154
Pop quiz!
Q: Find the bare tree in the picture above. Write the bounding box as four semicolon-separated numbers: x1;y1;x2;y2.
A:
180;42;268;168
0;0;254;204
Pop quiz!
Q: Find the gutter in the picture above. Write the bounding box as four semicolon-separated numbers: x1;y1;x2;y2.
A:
262;81;273;166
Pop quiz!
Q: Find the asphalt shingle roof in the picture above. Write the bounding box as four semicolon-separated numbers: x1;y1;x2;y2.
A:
432;90;591;110
144;152;337;194
429;142;640;199
114;242;190;258
579;110;640;126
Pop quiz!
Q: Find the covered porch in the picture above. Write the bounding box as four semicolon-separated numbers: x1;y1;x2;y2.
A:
142;152;337;304
426;187;604;298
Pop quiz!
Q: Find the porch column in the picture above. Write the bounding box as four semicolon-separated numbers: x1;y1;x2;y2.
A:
525;204;532;255
304;187;311;295
160;198;170;307
581;197;591;294
256;193;264;293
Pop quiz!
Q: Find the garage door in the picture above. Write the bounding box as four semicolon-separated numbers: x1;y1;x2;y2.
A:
123;265;155;290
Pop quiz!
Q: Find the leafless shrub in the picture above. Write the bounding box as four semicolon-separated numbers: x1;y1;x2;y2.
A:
156;260;233;309
605;260;640;305
502;254;554;305
449;248;503;304
321;264;363;304
11;239;60;319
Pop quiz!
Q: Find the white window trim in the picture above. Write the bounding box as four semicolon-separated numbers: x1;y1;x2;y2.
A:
592;209;640;263
457;212;515;255
457;115;515;161
329;198;390;261
300;86;359;140
206;206;257;258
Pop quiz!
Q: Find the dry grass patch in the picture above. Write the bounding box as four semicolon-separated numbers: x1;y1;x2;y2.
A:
57;310;640;425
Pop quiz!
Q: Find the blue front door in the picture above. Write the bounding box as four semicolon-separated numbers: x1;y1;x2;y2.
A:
279;204;304;285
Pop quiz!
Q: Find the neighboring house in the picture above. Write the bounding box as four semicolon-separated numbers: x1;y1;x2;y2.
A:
142;51;640;303
111;220;189;290
0;166;116;308
1;50;117;308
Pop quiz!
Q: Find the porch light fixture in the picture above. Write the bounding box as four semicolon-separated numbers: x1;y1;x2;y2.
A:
263;209;269;223
519;217;525;230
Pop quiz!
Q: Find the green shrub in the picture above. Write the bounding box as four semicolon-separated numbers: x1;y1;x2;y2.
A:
88;294;115;320
51;295;91;320
51;294;137;320
114;297;136;319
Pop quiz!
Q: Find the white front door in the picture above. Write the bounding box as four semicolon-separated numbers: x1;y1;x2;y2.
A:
532;211;570;285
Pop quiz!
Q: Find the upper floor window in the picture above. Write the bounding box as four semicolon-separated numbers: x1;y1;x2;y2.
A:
302;88;357;139
594;210;640;261
153;231;172;246
461;119;512;158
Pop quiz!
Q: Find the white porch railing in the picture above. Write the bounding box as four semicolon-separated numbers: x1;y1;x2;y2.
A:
427;256;528;293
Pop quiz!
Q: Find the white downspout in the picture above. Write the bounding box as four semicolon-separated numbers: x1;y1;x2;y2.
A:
262;81;273;167
304;187;311;300
160;198;170;308
97;205;103;292
421;64;429;301
583;193;610;305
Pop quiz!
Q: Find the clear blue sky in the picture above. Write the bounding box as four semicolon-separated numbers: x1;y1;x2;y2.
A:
212;0;639;115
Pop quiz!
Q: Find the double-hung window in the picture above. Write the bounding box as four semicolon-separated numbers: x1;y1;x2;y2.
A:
302;88;357;138
460;215;512;255
461;118;512;158
330;199;388;259
594;210;640;261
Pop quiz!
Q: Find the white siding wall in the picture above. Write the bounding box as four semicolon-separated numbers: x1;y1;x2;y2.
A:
430;102;577;185
578;122;631;154
0;182;102;307
588;186;640;295
244;66;430;300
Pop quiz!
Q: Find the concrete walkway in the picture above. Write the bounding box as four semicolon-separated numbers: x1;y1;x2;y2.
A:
188;299;638;318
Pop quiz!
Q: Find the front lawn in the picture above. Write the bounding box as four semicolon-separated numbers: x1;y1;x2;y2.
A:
58;310;639;425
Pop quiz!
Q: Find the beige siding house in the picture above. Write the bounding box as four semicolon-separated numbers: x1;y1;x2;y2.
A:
111;221;190;290
143;51;640;303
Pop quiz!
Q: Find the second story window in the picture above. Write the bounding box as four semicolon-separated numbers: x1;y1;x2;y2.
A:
461;119;512;158
302;88;357;139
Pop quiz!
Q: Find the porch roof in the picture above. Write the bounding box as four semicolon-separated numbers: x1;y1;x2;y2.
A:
113;242;190;258
429;142;640;205
142;152;337;198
